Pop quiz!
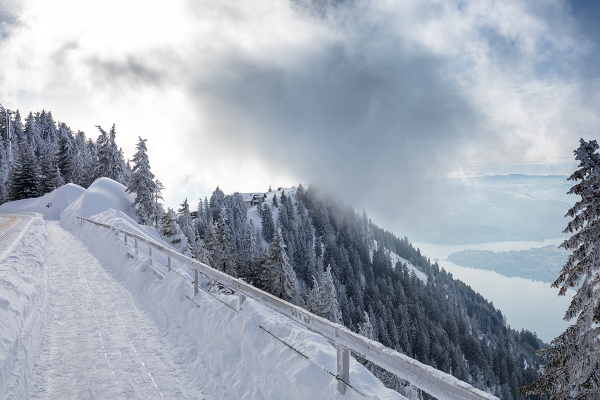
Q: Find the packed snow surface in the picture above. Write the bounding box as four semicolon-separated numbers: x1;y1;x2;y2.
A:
30;221;207;398
0;180;403;399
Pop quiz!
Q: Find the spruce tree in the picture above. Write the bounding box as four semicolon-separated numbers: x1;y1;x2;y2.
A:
153;179;165;228
160;208;190;254
40;152;62;193
261;204;275;242
95;124;126;184
240;220;260;283
56;125;75;183
127;137;156;225
178;198;196;245
307;265;342;323
211;208;237;276
523;139;600;399
7;143;42;201
261;228;302;305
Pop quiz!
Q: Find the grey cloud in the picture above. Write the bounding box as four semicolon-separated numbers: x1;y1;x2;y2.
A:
0;0;20;40
185;3;488;233
84;52;172;89
50;41;79;66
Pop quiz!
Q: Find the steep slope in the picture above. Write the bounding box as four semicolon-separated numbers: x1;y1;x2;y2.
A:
198;184;547;399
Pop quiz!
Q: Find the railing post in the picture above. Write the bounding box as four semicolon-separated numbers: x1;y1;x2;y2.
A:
336;344;350;394
135;238;138;255
238;294;246;310
194;269;199;296
124;234;128;244
167;256;172;271
148;246;153;265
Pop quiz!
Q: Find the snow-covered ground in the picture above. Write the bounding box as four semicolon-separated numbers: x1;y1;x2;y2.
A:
0;180;403;399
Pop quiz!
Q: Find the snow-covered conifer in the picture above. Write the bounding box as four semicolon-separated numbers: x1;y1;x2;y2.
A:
239;220;260;283
40;152;62;193
160;208;189;254
204;208;237;276
178;198;196;245
524;139;600;399
307;266;341;323
153;179;165;228
127;137;156;225
56;124;75;183
192;236;210;264
261;228;302;305
7;144;43;201
209;186;225;222
358;311;374;340
261;204;275;242
95;124;127;184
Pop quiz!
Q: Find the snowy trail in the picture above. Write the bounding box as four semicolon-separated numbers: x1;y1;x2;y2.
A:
30;221;208;399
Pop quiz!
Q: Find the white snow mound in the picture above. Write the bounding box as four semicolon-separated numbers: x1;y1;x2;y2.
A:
61;178;136;230
0;183;85;220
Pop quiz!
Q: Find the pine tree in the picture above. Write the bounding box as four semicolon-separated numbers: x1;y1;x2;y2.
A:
192;236;210;264
261;228;302;305
239;220;260;283
7;143;43;201
127;137;156;225
523;139;600;399
205;208;237;276
160;208;189;254
272;193;279;208
307;265;342;323
95;124;126;184
261;204;275;242
40;152;62;193
56;124;75;183
178;198;196;245
153;179;165;227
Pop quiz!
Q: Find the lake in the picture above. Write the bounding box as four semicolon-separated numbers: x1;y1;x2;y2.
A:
414;239;573;343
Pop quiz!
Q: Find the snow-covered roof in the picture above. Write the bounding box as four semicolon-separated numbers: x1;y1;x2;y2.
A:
240;193;267;202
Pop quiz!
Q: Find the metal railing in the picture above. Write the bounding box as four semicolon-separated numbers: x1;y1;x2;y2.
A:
78;216;498;400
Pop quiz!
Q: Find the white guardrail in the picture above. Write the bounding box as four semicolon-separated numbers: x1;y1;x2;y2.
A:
78;216;498;400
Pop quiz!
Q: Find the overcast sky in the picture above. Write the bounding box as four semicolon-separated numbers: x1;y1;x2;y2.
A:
1;0;599;235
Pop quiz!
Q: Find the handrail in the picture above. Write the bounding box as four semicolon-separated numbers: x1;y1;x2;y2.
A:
77;216;498;400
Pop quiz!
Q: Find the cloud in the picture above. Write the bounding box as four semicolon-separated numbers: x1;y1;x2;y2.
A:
1;0;599;235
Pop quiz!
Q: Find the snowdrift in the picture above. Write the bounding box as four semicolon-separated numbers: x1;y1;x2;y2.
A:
60;178;136;229
59;179;402;399
61;178;168;246
0;183;84;220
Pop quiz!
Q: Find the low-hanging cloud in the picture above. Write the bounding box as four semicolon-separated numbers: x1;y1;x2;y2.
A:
1;0;599;235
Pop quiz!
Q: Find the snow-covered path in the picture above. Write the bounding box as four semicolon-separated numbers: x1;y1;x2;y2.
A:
30;221;208;399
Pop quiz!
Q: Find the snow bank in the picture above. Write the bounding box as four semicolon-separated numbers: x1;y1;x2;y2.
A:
60;178;169;247
0;214;48;399
59;180;401;399
0;184;84;220
61;178;137;230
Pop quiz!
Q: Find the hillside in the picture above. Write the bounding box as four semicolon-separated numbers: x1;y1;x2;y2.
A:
191;184;548;399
